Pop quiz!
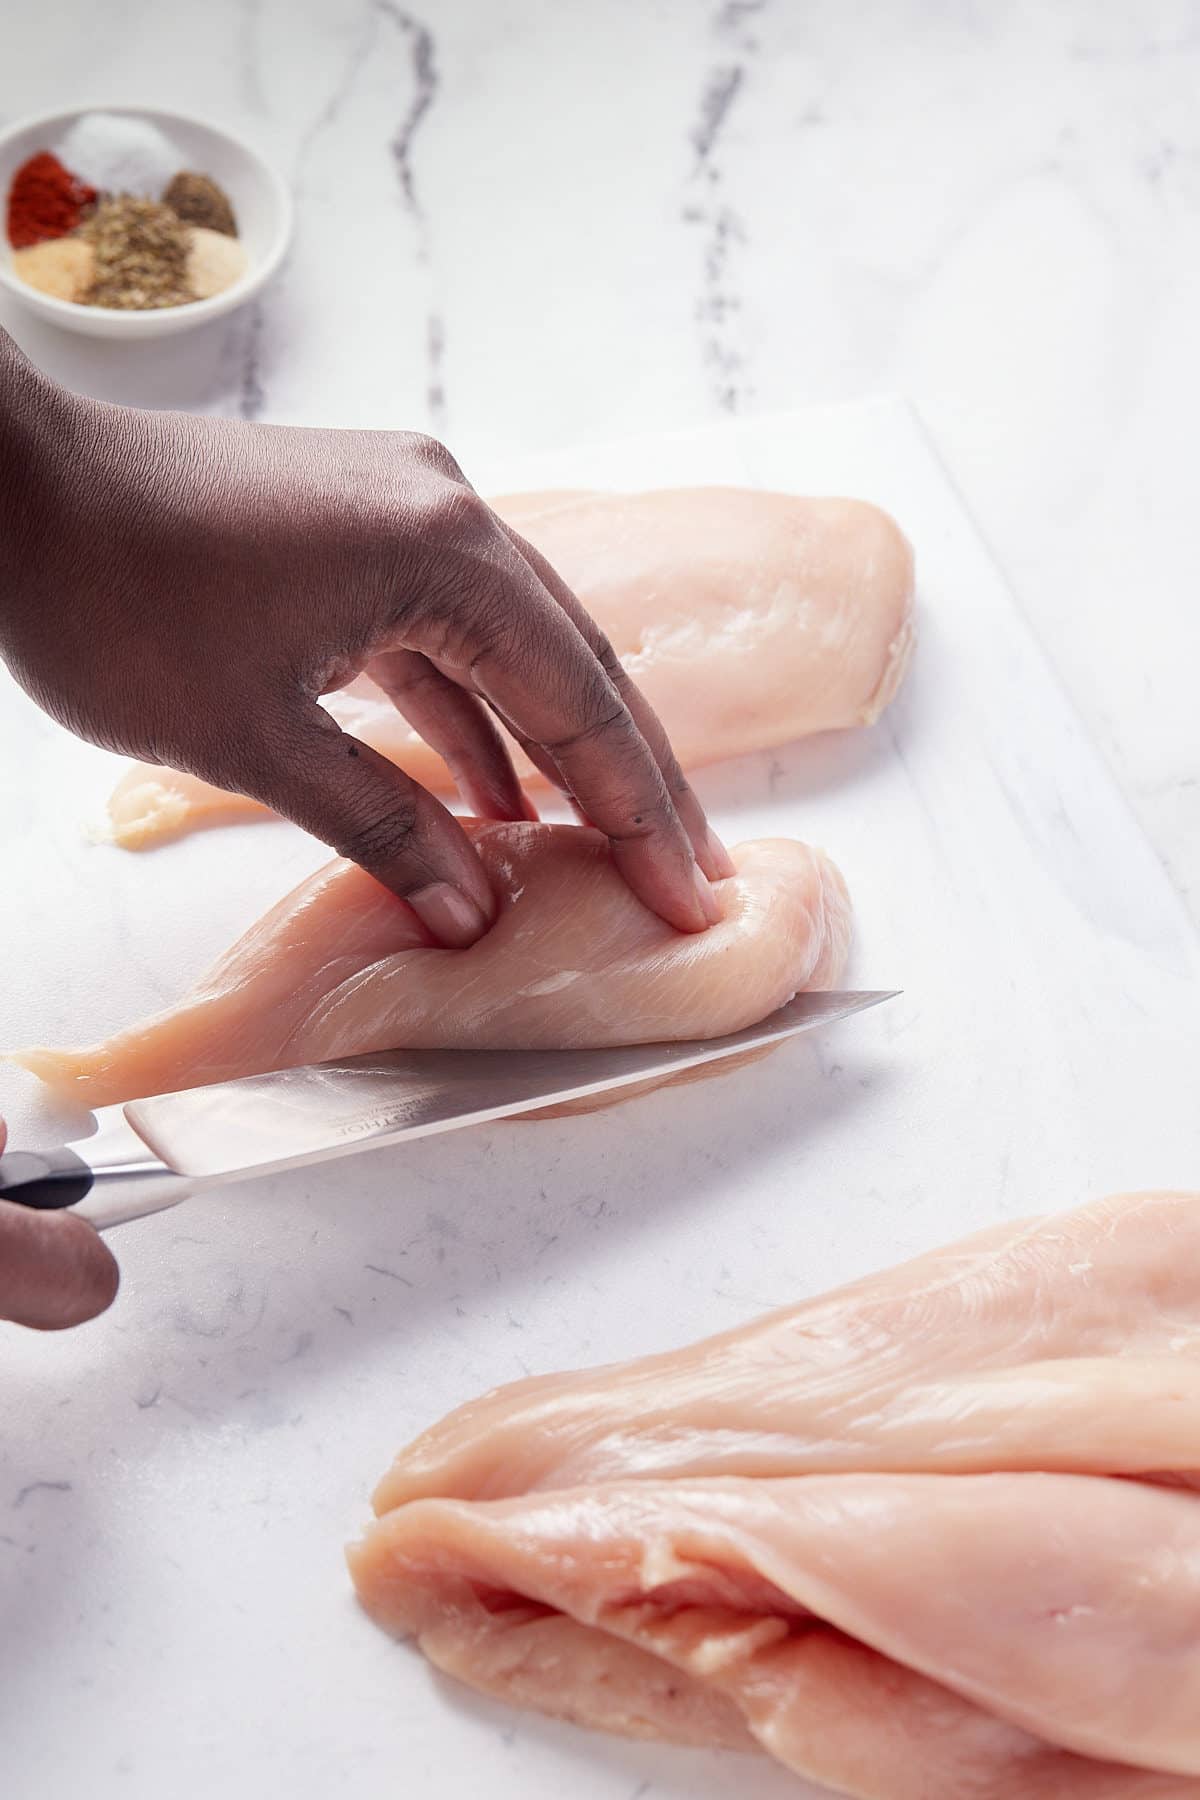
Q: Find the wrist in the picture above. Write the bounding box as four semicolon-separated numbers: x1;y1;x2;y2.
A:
0;335;70;586
0;332;105;642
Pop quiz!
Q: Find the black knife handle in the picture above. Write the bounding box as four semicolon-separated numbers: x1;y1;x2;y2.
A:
0;1148;95;1210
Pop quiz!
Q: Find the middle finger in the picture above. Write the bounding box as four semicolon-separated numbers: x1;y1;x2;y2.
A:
497;524;735;881
368;646;534;823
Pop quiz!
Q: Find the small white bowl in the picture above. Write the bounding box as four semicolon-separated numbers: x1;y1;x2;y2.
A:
0;104;292;340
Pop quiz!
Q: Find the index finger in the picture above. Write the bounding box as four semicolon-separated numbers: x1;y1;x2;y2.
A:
462;543;719;934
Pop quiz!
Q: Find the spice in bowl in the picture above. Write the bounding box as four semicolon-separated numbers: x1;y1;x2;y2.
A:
5;111;250;312
83;196;192;310
11;236;94;301
186;226;248;299
6;151;96;248
56;113;180;205
163;171;237;236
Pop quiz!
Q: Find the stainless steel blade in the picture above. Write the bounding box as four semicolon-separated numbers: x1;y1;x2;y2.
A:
126;989;898;1182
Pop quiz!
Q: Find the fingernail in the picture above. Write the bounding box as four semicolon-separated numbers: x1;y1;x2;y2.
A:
408;882;489;948
693;863;722;928
702;826;737;880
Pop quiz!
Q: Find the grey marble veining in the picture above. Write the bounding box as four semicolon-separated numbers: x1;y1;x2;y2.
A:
684;2;763;412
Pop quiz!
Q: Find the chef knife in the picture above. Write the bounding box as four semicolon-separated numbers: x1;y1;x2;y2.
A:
0;989;897;1230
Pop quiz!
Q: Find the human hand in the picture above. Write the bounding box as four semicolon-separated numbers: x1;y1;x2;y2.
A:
0;1120;119;1329
0;334;732;946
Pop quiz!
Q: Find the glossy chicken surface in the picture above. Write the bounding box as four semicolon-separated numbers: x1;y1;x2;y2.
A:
17;824;850;1106
350;1190;1200;1797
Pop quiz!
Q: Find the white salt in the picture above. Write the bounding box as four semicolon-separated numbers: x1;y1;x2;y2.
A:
56;112;181;199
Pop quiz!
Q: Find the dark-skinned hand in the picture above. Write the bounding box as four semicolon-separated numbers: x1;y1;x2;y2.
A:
0;329;732;949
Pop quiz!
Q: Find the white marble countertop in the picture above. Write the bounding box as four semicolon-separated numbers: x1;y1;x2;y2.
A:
1;0;1197;918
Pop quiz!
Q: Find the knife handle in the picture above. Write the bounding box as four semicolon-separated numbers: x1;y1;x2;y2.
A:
0;1114;194;1230
0;1146;94;1209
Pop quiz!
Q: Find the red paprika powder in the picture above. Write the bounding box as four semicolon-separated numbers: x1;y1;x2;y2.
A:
6;151;97;249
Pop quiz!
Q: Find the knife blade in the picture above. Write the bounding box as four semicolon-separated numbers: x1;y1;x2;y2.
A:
0;989;897;1230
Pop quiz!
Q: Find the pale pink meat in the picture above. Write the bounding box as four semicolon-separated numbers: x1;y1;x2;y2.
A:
105;487;914;848
372;1189;1200;1508
15;824;850;1106
349;1191;1200;1797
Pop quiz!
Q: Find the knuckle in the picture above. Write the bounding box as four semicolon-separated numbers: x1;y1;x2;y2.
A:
390;489;502;663
429;596;503;674
579;702;631;749
339;796;420;868
423;481;489;547
543;673;630;756
400;431;465;485
591;629;625;684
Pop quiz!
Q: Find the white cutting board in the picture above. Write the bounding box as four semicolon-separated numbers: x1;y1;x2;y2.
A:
0;399;1197;1800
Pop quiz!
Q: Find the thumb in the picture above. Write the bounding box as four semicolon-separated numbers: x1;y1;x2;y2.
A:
235;704;496;948
0;1204;120;1329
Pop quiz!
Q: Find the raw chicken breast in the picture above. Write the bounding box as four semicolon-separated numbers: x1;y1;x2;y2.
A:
106;488;914;848
493;489;915;747
372;1188;1200;1509
352;1473;1200;1793
15;825;850;1107
349;1191;1200;1797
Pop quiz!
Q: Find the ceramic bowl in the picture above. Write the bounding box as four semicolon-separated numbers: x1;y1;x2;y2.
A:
0;103;292;339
